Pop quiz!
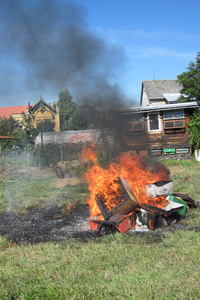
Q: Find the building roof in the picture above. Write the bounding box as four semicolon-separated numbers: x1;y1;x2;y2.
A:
0;106;29;118
0;136;13;139
142;79;183;100
114;101;198;115
35;129;102;145
29;99;57;115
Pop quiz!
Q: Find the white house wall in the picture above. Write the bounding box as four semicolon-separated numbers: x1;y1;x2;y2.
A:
141;88;149;106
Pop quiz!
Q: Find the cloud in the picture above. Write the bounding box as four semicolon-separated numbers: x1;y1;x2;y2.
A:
123;45;196;62
93;27;200;43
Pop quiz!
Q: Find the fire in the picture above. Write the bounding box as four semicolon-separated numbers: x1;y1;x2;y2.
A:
86;165;123;218
83;146;170;219
81;143;98;166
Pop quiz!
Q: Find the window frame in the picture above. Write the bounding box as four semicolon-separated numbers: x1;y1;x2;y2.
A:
163;109;184;120
147;112;162;132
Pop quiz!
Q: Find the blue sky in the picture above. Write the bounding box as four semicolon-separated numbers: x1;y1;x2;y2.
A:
0;0;200;107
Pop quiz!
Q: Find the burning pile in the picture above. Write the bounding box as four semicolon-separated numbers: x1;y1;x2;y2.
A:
83;146;197;234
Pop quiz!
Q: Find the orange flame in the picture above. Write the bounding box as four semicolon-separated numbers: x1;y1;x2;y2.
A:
83;147;170;219
81;143;98;166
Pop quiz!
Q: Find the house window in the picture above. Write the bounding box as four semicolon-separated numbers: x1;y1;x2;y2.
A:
132;113;144;121
163;109;184;120
164;119;185;128
125;113;144;122
163;109;185;134
124;113;145;136
148;113;161;131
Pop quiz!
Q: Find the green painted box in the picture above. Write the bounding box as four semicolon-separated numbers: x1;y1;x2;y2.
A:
169;194;187;215
164;148;176;155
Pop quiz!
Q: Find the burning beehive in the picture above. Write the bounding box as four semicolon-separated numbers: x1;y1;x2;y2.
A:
83;146;196;234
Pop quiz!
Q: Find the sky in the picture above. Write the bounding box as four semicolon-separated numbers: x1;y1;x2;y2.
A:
0;0;200;108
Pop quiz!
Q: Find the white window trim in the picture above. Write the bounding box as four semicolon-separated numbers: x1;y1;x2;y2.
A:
147;112;162;132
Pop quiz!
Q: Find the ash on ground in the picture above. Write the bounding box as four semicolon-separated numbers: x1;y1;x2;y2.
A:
0;204;101;244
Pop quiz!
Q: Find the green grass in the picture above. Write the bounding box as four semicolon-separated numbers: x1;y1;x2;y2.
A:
0;159;200;299
1;176;89;213
159;158;200;227
0;230;199;299
0;181;8;211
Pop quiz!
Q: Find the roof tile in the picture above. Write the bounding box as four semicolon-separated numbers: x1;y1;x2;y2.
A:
0;106;28;118
143;79;183;99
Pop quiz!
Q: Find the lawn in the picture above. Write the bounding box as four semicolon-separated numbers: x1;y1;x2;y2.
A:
0;158;199;299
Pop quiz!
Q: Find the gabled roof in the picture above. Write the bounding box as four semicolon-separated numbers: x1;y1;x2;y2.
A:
29;98;57;114
141;79;183;104
0;106;29;118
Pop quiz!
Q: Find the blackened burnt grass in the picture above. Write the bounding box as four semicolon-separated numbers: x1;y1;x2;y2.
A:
0;159;200;299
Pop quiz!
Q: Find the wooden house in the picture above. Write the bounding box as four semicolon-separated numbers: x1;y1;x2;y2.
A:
114;80;198;158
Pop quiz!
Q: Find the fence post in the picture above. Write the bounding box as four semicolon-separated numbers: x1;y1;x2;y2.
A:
41;132;45;168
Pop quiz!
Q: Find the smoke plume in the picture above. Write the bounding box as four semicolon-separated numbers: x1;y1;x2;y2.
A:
0;0;133;112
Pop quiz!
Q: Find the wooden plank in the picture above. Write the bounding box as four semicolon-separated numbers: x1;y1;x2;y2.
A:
121;131;190;150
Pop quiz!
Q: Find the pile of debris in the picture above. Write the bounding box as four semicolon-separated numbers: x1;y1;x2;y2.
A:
89;177;198;235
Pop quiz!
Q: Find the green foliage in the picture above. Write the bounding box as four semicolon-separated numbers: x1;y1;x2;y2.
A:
37;119;55;133
0;116;19;150
0;116;18;136
177;52;200;104
20;112;38;151
177;52;200;150
0;151;37;167
21;112;35;135
0;182;8;211
33;142;83;167
0;114;39;152
57;89;89;131
187;108;200;150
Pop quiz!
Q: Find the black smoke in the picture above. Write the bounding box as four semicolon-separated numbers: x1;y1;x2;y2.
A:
0;0;134;112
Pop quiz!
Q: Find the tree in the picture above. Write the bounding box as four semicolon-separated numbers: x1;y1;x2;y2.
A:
19;112;38;151
187;108;200;150
0;116;20;150
37;119;55;133
177;52;200;151
57;89;89;130
177;52;200;104
0;116;19;136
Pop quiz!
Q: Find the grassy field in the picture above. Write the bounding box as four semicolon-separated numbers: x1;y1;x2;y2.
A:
0;158;200;299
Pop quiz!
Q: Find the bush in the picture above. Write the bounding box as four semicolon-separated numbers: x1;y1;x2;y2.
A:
33;143;84;167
